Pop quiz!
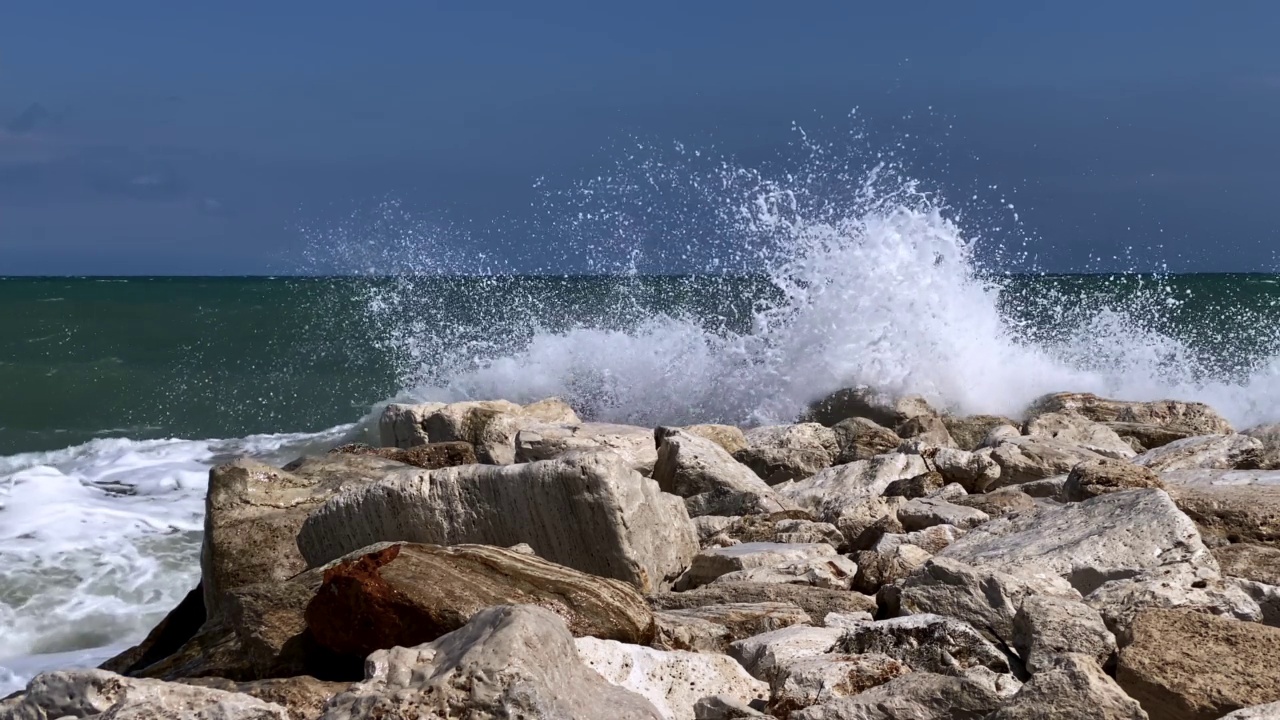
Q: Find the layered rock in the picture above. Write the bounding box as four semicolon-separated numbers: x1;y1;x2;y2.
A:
735;423;840;485
1133;434;1263;472
1062;458;1164;501
791;672;1001;720
776;454;928;524
1024;411;1137;459
1161;469;1280;546
649;583;877;626
297;451;697;593
515;421;658;473
1025;393;1234;436
676;542;842;590
988;437;1108;486
1;670;292;720
654;428;797;517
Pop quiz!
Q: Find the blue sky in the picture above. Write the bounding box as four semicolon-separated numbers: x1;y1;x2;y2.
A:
2;2;1278;274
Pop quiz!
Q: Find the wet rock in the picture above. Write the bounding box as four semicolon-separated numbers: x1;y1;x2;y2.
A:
831;417;902;464
677;542;839;590
1062;458;1164;502
986;653;1148;720
1024;411;1137;459
1013;595;1117;672
944;414;1019;452
894;414;957;448
577;637;769;720
1161;469;1280;546
1;670;291;719
654;428;798;517
852;543;933;594
650;583;877;625
1026;393;1234;436
989;437;1109;487
952;487;1036;518
777;454;928;524
1085;563;1262;645
321;604;661;720
1214;543;1280;585
653;603;809;653
297;451;698;593
304;542;655;657
1134;434;1263;472
897;497;989;531
516;421;658;473
939;489;1213;595
1116;609;1280;720
804;387;937;429
790;672;1001;720
736;424;840;485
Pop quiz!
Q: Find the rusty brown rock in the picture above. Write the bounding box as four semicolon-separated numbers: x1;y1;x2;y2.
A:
305;542;655;657
1214;543;1280;585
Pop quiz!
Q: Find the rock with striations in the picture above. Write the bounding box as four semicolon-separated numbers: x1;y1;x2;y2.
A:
896;496;989;531
654;428;798;517
377;401;445;448
776;454;928;524
986;653;1149;720
1024;411;1138;459
577;637;769;720
1116;609;1280;720
735;423;840;485
421;397;581;463
988;437;1109;487
0;670;292;720
803;387;938;429
676;542;840;591
1160;469;1280;547
1025;392;1234;436
1085;563;1262;644
1062;458;1164;502
831;417;902;464
320;604;662;720
938;489;1214;595
179;677;350;720
515;420;658;474
303;542;655;658
327;441;479;470
653;602;810;653
296;451;697;593
944;414;1020;452
1133;434;1263;472
713;555;859;591
649;583;877;626
791;672;1002;720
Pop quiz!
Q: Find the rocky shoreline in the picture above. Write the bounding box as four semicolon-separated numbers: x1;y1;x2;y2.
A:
4;388;1280;719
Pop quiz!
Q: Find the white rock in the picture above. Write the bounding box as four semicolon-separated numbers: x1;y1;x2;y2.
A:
939;489;1213;594
654;428;797;517
678;542;838;590
378;401;445;448
1085;563;1263;644
297;451;698;593
736;423;840;484
790;672;1001;720
715;554;859;591
1;670;290;720
989;437;1109;486
871;524;965;555
422;398;581;464
770;654;910;715
322;604;661;719
515;421;657;474
1024;411;1137;459
777;454;928;523
729;626;844;683
1220;702;1280;719
1133;433;1263;472
577;637;768;720
897;497;989;531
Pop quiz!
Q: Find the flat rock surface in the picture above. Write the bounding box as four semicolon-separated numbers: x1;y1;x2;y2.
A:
649;583;877;625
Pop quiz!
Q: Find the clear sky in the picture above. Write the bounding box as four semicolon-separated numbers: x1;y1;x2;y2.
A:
2;2;1278;275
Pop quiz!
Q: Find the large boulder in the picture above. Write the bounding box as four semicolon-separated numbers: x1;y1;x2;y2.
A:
920;446;1001;493
304;542;655;657
1133;434;1263;472
735;424;839;485
297;452;697;593
894;414;957;448
202;456;395;621
653;428;797;517
944;414;1019;452
776;454;928;524
852;542;933;594
1214;543;1280;585
1062;458;1164;502
1024;411;1137;459
1013;595;1117;673
577;638;769;720
986;653;1149;720
1105;421;1202;453
834;614;1014;680
791;672;1001;720
1219;704;1280;720
676;542;840;590
769;654;911;718
421;398;581;463
1085;563;1262;644
803;387;937;428
328;440;478;470
952;487;1036;518
1160;469;1280;546
320;605;662;719
830;417;902;464
1116;609;1280;720
938;489;1213;595
896;497;989;531
1244;423;1280;469
989;437;1109;486
1026;393;1234;436
681;424;750;455
515;421;658;474
707;513;845;548
377;401;444;448
729;625;843;683
0;670;291;719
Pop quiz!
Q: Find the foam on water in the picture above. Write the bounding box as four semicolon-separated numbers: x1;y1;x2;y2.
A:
0;425;355;695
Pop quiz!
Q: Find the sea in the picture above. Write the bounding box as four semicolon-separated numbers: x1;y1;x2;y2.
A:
4;147;1280;693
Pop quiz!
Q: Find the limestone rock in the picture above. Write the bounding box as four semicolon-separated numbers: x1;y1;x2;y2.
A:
716;555;859;591
1063;458;1164;502
921;446;1001;493
714;513;846;547
982;423;1023;448
1161;469;1280;546
328;441;478;470
1219;704;1280;720
790;672;1001;720
1214;543;1280;585
682;424;750;455
897;497;989;531
1085;563;1262;645
736;424;840;485
650;583;877;626
1026;393;1233;436
1245;423;1280;470
1134;434;1263;472
652;612;735;653
377;401;444;448
1106;421;1201;453
882;472;944;500
939;489;1213;594
894;415;956;448
1116;609;1280;720
989;437;1108;486
831;417;902;464
1237;578;1280;627
694;695;772;719
927;481;968;502
729;626;843;683
1;670;291;719
418;397;581;464
834;613;1012;677
804;388;937;429
1017;474;1069;499
304;543;655;657
871;524;965;556
852;543;933;594
1013;595;1116;672
654;428;797;517
297;451;698;593
321;604;661;719
777;454;928;524
653;603;809;653
952;488;1036;518
986;653;1148;720
678;542;839;590
203;456;392;621
1025;411;1137;459
577;637;769;720
180;677;349;720
835;496;907;552
515;421;658;473
944;415;1020;452
770;654;911;718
